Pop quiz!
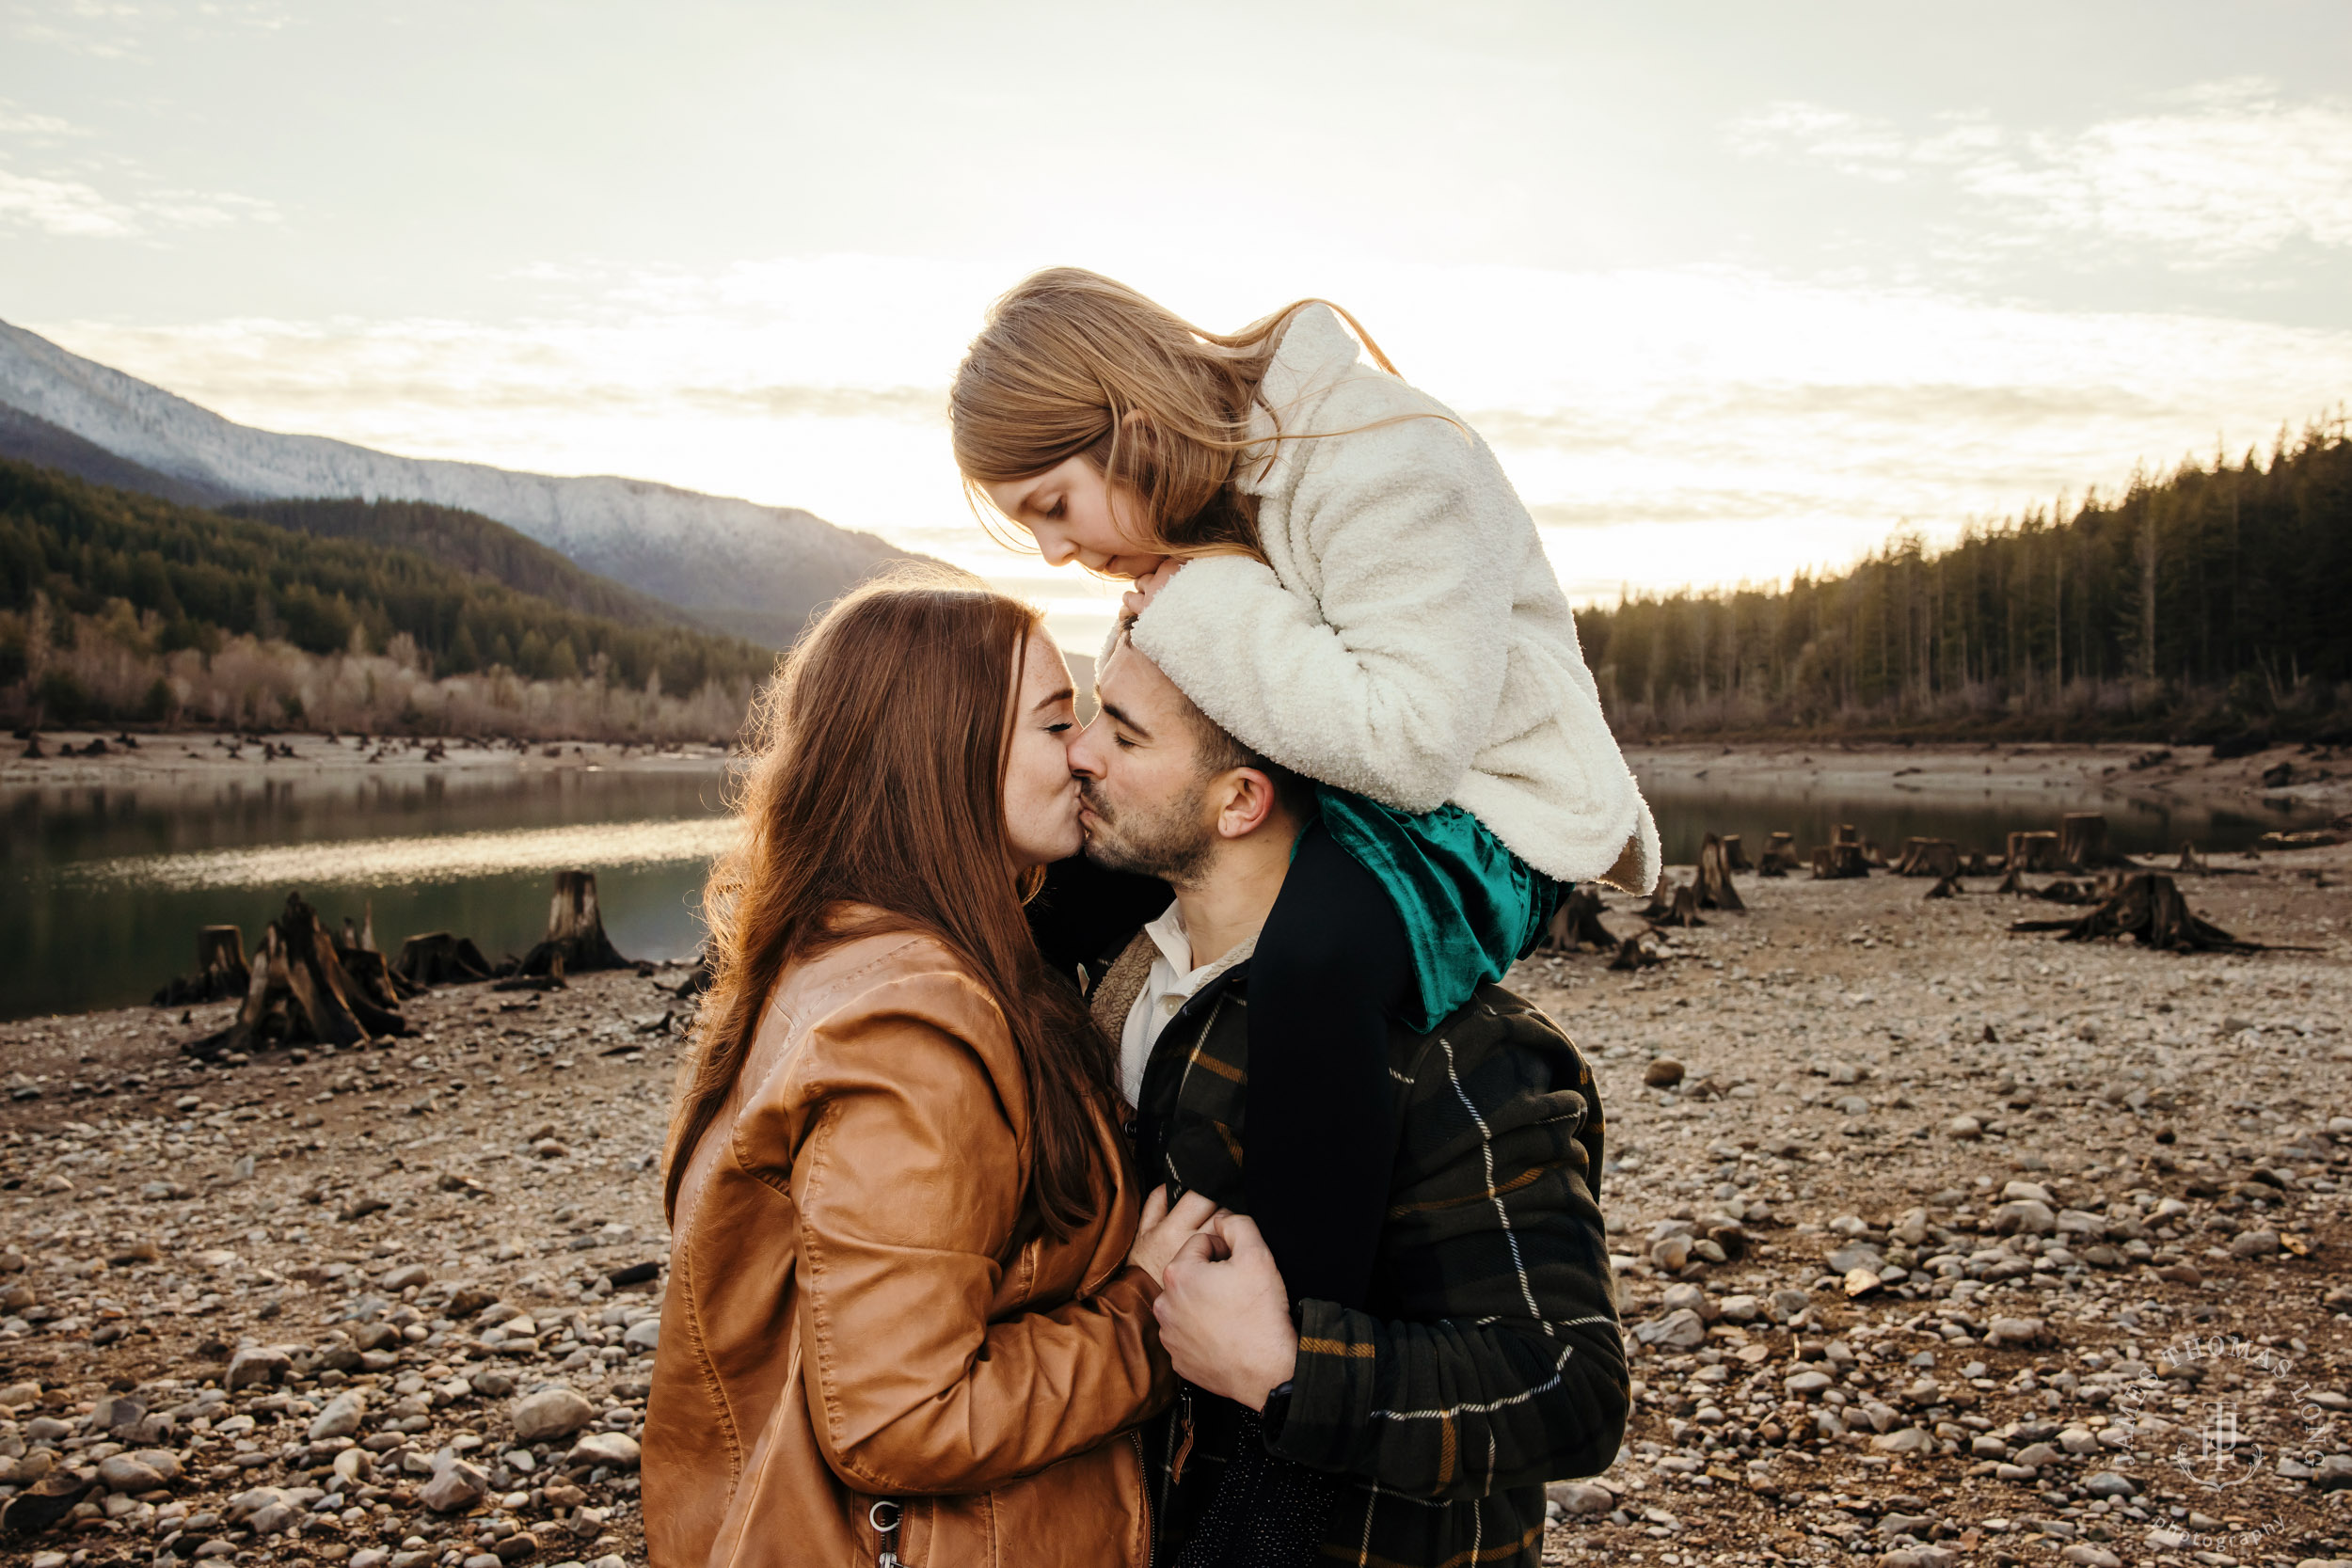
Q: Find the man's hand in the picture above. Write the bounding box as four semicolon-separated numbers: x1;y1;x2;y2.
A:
1120;558;1184;619
1152;1213;1298;1411
1127;1186;1221;1289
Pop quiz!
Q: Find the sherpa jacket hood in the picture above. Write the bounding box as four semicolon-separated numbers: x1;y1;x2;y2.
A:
1128;303;1660;890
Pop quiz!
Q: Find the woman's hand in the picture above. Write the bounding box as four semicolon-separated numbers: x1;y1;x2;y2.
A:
1120;559;1184;619
1152;1214;1298;1411
1127;1186;1222;1289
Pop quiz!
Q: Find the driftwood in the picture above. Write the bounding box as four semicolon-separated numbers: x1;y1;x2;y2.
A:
2009;872;2271;953
1720;833;1753;872
186;893;408;1058
519;870;631;977
395;932;499;988
1894;837;1962;879
153;926;252;1006
2007;830;2061;874
1537;885;1615;954
1756;831;1800;878
1695;832;1745;911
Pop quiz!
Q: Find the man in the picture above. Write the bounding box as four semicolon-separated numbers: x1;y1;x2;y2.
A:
1062;630;1628;1567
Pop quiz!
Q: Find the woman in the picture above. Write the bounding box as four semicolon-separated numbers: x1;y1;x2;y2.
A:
644;570;1209;1566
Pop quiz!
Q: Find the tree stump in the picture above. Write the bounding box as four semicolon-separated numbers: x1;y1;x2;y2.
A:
1696;832;1745;911
186;894;408;1058
1995;863;2026;895
2058;813;2132;870
1646;879;1707;928
1810;843;1869;879
2009;872;2266;953
1757;831;1800;877
2007;831;2061;874
1720;834;1753;872
2174;840;2206;875
519;870;631;976
395;932;498;988
1924;874;1961;900
1894;838;1961;879
1607;932;1663;972
153;926;253;1006
1538;885;1616;954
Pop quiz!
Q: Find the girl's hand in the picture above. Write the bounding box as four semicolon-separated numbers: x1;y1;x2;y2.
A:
1152;1213;1298;1411
1120;559;1184;619
1128;1185;1222;1288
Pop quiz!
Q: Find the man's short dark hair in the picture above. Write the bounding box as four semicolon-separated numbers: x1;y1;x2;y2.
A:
1114;619;1312;820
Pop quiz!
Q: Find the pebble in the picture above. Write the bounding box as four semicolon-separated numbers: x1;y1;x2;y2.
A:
570;1431;643;1470
511;1386;598;1441
225;1343;294;1389
1644;1058;1686;1089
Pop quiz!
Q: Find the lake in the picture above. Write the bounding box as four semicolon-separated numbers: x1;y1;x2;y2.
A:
2;766;737;1022
2;757;2327;1022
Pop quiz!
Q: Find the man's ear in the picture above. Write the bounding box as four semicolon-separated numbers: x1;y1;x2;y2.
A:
1214;768;1281;840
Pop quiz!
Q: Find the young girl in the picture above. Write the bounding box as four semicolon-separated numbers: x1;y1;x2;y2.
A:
953;266;1657;1314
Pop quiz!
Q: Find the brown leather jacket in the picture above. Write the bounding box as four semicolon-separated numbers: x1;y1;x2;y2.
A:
644;920;1171;1567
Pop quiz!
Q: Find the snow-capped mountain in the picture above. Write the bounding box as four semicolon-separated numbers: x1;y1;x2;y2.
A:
0;317;919;647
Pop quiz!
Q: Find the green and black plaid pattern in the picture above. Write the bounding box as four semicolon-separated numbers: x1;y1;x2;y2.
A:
1104;952;1629;1568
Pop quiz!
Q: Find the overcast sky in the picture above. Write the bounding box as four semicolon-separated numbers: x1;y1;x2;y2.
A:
5;0;2350;649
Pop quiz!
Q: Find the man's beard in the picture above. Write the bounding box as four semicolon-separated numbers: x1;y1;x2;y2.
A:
1079;780;1216;885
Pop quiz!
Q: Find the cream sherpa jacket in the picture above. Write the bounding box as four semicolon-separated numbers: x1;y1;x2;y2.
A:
1129;304;1661;892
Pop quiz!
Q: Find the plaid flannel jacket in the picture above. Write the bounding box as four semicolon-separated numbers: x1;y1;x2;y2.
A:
1091;941;1628;1568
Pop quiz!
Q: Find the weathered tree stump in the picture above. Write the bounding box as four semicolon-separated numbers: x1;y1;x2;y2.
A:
1538;885;1616;954
1757;831;1800;878
1607;931;1663;972
2007;830;2061;874
1810;843;1869;879
2009;872;2268;953
395;932;499;988
1646;879;1707;928
2058;813;2134;870
1924;874;1962;900
1720;834;1753;872
1894;838;1961;879
1696;832;1745;911
186;893;408;1058
519;870;631;976
153;926;253;1006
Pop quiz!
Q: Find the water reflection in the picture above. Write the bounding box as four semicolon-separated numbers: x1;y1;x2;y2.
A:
3;768;734;1022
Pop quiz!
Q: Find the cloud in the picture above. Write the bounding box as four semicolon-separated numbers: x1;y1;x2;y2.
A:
1729;80;2352;268
0;167;137;236
32;257;2352;623
0;158;278;239
0;99;82;142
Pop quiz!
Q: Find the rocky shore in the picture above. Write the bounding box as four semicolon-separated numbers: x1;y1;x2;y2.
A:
0;834;2345;1568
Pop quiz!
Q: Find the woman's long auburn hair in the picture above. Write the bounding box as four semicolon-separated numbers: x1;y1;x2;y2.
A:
949;267;1416;561
662;568;1118;1237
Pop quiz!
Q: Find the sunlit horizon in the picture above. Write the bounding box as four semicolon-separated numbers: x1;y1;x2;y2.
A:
7;4;2350;653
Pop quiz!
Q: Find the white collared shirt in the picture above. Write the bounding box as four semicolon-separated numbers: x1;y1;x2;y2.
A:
1118;899;1257;1103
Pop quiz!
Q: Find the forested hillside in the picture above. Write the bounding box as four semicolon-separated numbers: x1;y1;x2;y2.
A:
1580;422;2352;741
226;497;714;635
0;461;774;738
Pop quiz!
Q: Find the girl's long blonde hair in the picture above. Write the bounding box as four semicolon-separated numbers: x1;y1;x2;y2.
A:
949;267;1408;560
